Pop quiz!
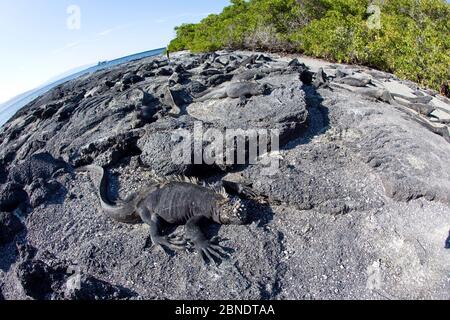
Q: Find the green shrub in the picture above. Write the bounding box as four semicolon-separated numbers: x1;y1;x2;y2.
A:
168;0;449;90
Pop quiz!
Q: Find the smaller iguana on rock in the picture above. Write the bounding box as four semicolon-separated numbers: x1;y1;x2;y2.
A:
162;86;182;116
313;68;330;88
391;93;433;104
194;81;273;102
445;230;450;249
330;82;450;143
79;165;256;263
231;67;284;81
335;76;372;87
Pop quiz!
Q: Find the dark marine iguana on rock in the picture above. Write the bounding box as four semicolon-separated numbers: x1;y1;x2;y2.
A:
329;82;450;143
79;165;256;263
194;81;274;102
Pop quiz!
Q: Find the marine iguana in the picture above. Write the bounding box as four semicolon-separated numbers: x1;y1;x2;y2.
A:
330;83;450;143
445;230;450;249
79;165;255;263
335;76;372;87
231;67;285;81
194;81;273;102
390;93;433;104
163;85;182;116
313;68;330;89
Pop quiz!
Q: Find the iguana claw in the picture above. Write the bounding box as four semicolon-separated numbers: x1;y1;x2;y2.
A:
240;185;258;198
196;237;229;265
152;235;187;252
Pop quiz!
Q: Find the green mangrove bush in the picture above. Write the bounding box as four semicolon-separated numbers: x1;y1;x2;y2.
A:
168;0;449;91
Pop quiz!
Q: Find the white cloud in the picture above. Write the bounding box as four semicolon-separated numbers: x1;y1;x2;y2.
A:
52;41;81;54
96;25;124;37
96;28;114;36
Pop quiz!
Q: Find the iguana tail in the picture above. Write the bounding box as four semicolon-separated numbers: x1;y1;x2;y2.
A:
78;165;142;224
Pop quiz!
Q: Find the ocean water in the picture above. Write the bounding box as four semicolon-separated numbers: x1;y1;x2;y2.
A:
0;47;165;127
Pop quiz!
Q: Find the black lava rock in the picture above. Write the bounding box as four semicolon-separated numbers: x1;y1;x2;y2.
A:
0;212;24;245
8;153;67;186
0;183;28;212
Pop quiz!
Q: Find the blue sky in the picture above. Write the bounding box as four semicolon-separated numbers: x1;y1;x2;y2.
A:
0;0;230;103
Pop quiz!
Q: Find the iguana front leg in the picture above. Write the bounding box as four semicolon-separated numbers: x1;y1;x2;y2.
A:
138;206;186;252
185;216;227;264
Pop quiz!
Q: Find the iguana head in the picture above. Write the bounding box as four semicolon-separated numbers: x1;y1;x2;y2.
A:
260;83;274;95
218;197;247;225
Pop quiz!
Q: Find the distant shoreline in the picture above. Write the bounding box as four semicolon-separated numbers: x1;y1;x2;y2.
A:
0;48;165;127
